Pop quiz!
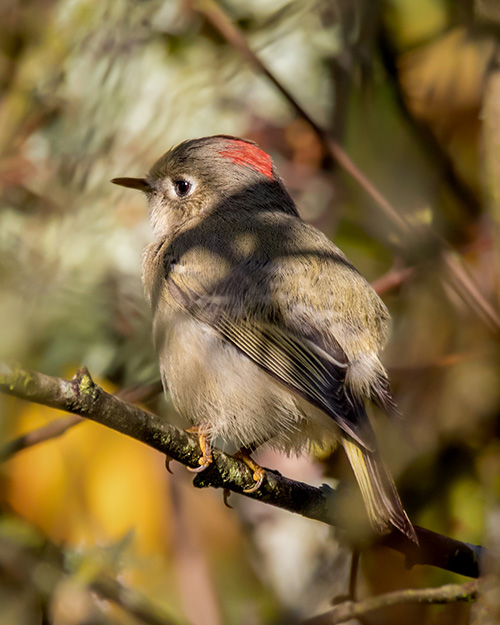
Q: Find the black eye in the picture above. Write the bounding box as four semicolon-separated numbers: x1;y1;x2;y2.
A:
173;179;192;197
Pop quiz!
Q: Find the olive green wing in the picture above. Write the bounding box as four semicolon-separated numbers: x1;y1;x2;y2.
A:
167;271;376;451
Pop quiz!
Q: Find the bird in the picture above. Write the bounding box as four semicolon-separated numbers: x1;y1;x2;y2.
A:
112;134;417;543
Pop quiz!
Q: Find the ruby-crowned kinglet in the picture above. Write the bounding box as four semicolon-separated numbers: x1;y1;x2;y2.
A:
112;135;417;543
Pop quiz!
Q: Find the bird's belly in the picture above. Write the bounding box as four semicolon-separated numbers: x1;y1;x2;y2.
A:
155;312;336;452
156;312;338;452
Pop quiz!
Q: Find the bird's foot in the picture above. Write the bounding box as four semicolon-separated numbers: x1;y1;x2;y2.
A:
234;450;266;493
186;426;213;473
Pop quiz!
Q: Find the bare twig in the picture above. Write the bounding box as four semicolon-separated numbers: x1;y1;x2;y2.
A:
0;363;484;579
348;550;360;601
371;265;415;295
442;252;500;331
0;378;163;461
303;579;481;624
90;577;185;625
0;414;84;461
191;0;500;333
376;23;482;222
115;380;164;404
0;535;184;625
193;0;409;235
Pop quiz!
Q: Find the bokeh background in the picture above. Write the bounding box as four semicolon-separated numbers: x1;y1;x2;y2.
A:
1;0;499;623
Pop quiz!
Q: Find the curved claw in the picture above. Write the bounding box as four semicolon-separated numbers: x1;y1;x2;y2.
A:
165;456;174;474
233;449;266;494
223;488;233;508
242;469;265;494
187;461;211;473
185;427;213;474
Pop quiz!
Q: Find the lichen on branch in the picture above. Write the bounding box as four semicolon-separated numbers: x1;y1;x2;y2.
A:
0;363;484;579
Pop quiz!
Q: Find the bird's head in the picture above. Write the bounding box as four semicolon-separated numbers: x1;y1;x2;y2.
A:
112;135;297;236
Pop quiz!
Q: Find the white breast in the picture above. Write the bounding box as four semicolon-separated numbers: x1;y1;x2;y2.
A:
155;311;340;454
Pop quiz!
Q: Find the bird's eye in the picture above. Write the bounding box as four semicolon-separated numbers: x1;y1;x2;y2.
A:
173;179;192;197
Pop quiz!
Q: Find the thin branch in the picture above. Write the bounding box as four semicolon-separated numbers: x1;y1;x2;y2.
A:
442;252;500;331
0;363;484;579
376;22;482;223
193;0;409;235
90;577;185;625
115;380;164;403
191;0;500;333
0;414;84;461
303;579;481;625
371;265;415;295
347;550;360;601
0;535;185;625
0;379;163;461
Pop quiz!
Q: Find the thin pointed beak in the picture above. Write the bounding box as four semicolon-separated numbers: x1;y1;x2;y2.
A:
111;177;151;192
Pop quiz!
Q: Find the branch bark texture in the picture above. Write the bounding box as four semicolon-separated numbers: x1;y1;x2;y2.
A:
303;579;480;624
0;363;484;579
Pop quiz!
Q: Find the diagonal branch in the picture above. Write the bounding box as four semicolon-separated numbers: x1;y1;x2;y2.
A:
0;535;185;625
303;579;481;624
0;363;484;579
0;379;163;462
0;414;84;461
192;0;409;235
191;0;500;333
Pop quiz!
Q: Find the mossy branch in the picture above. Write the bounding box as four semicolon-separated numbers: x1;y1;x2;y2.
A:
0;363;484;579
303;579;481;624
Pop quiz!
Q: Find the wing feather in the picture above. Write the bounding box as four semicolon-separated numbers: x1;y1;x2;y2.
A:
168;272;375;450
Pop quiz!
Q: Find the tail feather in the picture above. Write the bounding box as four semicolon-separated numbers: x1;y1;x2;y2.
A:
342;437;418;544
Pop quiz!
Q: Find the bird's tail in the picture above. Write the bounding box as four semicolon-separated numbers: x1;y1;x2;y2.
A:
342;437;418;544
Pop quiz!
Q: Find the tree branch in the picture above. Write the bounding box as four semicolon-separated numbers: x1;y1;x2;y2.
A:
0;363;484;579
0;378;163;461
191;0;500;334
0;535;185;625
192;0;409;235
0;414;84;461
370;265;415;295
303;579;481;624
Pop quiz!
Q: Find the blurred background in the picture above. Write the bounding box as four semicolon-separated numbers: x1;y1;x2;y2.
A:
0;0;499;623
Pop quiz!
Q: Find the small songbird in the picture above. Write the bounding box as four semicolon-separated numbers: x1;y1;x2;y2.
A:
112;135;417;542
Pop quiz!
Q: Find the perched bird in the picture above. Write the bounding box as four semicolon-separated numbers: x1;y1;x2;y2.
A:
112;135;417;543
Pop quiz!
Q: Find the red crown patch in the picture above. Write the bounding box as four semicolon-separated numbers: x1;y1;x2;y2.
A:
218;140;273;179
